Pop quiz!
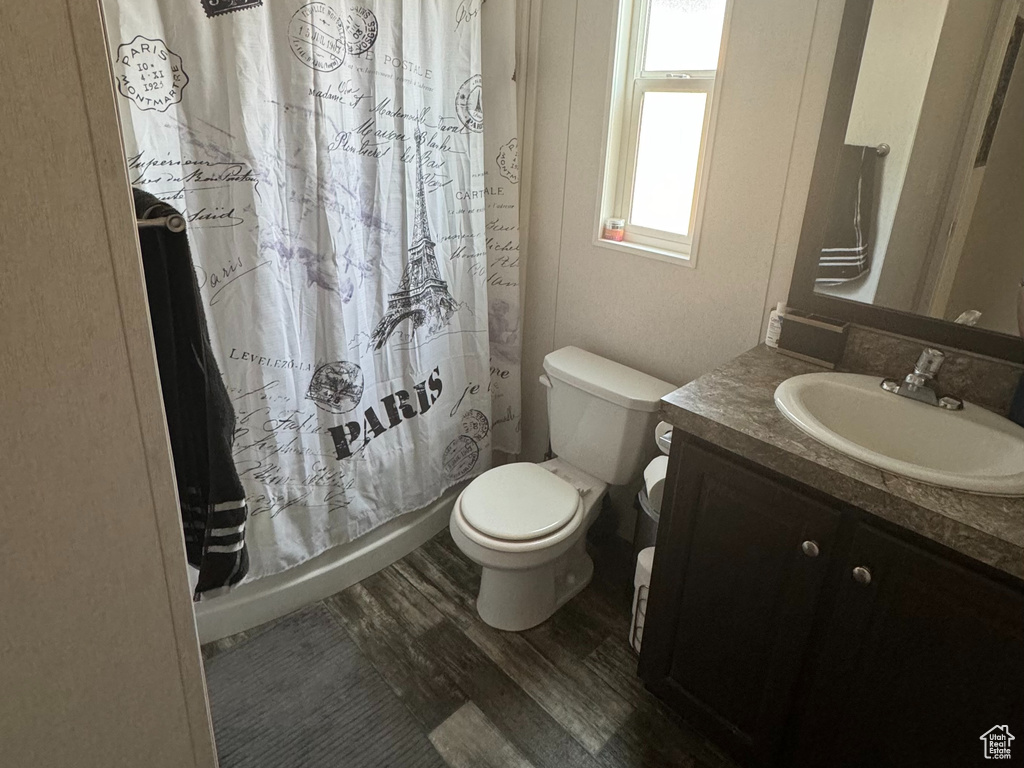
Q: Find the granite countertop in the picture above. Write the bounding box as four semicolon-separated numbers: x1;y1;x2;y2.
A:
660;345;1024;581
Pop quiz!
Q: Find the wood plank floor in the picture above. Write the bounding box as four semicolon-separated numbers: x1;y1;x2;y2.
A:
203;530;737;768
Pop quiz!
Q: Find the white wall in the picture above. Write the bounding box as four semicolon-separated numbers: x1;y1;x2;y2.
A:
519;0;844;466
948;37;1024;336
820;0;949;304
0;2;217;765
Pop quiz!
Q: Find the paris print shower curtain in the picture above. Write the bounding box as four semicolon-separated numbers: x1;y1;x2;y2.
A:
103;0;521;580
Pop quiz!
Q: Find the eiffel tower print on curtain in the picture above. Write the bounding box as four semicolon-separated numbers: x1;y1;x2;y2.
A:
370;131;459;350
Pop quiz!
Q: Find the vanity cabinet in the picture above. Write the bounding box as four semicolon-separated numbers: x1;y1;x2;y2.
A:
639;435;1024;768
637;437;842;764
787;523;1024;766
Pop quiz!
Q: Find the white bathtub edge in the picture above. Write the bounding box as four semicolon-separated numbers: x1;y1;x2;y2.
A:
193;486;460;644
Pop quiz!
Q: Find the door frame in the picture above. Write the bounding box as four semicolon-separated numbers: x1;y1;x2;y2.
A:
923;0;1023;317
1;1;218;764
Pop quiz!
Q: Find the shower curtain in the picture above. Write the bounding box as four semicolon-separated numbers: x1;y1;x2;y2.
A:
104;0;521;581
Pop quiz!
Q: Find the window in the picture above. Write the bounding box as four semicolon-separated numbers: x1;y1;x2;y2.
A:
600;0;730;261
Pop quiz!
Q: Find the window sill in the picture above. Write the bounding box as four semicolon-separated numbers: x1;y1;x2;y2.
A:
593;237;695;268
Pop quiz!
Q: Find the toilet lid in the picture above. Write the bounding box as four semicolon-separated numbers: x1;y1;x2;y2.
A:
461;463;580;541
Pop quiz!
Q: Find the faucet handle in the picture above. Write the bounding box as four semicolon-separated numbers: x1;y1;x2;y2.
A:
914;348;945;378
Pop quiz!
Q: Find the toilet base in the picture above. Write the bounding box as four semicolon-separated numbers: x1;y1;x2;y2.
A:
475;539;594;632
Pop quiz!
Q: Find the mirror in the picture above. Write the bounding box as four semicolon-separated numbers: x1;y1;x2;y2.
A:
797;0;1024;351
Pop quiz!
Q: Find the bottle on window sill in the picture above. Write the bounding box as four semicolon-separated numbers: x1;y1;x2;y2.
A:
603;218;626;242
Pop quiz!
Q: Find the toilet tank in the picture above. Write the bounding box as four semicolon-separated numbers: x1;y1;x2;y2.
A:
542;347;676;485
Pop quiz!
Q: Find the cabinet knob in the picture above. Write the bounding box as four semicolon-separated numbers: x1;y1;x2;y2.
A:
852;566;872;585
801;540;820;558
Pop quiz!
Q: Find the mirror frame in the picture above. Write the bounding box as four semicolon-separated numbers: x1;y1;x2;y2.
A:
788;0;1024;363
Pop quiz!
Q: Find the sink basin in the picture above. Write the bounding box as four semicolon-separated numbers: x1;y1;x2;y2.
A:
774;372;1024;496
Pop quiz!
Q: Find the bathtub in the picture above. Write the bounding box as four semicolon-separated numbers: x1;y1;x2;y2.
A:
191;485;460;644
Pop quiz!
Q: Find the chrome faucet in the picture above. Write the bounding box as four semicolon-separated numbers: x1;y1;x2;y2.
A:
881;348;963;410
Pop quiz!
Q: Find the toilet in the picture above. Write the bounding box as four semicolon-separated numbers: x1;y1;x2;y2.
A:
449;346;675;631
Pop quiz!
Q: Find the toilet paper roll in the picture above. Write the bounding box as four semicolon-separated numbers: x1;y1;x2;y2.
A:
644;455;669;514
635;546;656;588
654;421;673;455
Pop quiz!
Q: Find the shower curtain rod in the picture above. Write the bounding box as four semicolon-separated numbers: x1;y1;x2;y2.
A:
137;214;186;233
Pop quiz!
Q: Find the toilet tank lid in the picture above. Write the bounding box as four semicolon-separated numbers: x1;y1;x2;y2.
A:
543;347;676;412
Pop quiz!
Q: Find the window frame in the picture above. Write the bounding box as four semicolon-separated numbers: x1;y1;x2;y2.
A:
598;0;732;265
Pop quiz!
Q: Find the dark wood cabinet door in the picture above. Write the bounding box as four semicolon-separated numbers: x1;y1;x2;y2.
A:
787;523;1024;767
640;439;841;766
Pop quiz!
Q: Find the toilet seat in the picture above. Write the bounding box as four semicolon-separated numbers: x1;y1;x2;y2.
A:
454;463;584;554
461;463;580;540
453;501;583;554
